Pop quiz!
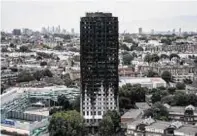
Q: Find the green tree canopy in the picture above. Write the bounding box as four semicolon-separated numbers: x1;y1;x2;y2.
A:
48;110;85;136
160;54;169;59
161;71;172;83
17;71;35;83
169;53;180;60
176;82;186;90
146;70;159;77
119;84;147;109
99;110;120;136
143;102;169;121
19;46;30;52
122;53;133;65
40;61;47;66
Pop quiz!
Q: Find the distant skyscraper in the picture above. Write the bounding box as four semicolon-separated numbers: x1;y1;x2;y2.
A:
12;29;21;35
179;28;182;36
80;12;119;126
139;27;142;34
151;29;154;35
71;28;74;34
172;29;176;34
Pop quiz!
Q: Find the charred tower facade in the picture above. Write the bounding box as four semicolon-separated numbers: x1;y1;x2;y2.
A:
80;12;119;125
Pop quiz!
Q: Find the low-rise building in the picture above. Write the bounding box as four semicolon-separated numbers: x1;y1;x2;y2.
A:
119;77;167;89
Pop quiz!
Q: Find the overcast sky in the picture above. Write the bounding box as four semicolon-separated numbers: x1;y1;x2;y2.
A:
1;0;197;33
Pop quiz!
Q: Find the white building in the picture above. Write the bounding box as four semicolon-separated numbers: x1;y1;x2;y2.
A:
119;77;167;89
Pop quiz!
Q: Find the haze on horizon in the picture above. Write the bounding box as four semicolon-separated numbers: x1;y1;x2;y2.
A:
1;0;197;33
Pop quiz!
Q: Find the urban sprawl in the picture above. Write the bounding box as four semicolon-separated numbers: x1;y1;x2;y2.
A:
1;12;197;136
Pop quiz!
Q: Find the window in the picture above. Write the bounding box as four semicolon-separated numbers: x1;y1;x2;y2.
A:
98;111;101;115
87;111;89;115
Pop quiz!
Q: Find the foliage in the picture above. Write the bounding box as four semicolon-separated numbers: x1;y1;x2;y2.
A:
43;69;53;77
144;54;152;63
161;95;175;105
123;36;134;43
167;87;176;94
40;61;47;66
160;54;169;59
183;78;193;84
1;47;9;52
19;46;30;52
48;110;85;136
17;71;35;83
146;70;159;77
169;53;180;60
122;53;133;65
143;102;169;121
161;38;172;45
33;70;43;81
176;82;186;90
151;54;160;62
37;52;52;59
99;110;120;136
151;88;169;103
119;84;147;109
57;95;71;110
120;43;130;51
161;71;172;83
54;45;64;50
99;116;114;136
61;73;73;87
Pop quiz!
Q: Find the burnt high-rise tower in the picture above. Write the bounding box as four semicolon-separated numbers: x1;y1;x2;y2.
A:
80;12;119;126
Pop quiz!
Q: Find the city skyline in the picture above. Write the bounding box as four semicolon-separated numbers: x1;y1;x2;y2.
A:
1;0;197;33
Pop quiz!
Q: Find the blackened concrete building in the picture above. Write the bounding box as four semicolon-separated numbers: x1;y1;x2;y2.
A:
80;12;119;126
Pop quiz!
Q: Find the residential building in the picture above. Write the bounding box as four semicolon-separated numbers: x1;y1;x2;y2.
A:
12;29;21;35
125;117;197;136
80;12;119;126
139;27;142;35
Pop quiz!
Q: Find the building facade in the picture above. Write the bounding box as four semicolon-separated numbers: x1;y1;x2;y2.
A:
80;12;119;126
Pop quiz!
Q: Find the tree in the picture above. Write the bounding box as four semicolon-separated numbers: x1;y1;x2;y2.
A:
19;46;30;52
161;71;172;83
10;67;18;72
1;47;9;52
120;43;130;51
43;69;53;77
48;110;85;136
151;91;162;103
99;110;120;136
134;46;143;51
173;91;189;106
54;45;64;50
143;102;169;121
151;54;160;62
61;73;73;87
170;53;180;60
71;95;80;112
57;95;71;110
33;70;44;81
176;82;186;90
144;54;152;64
10;43;15;48
160;54;169;59
103;110;120;132
183;78;193;84
146;70;159;77
161;95;175;105
40;61;47;66
168;87;176;94
17;71;35;83
122;53;133;65
119;84;147;109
